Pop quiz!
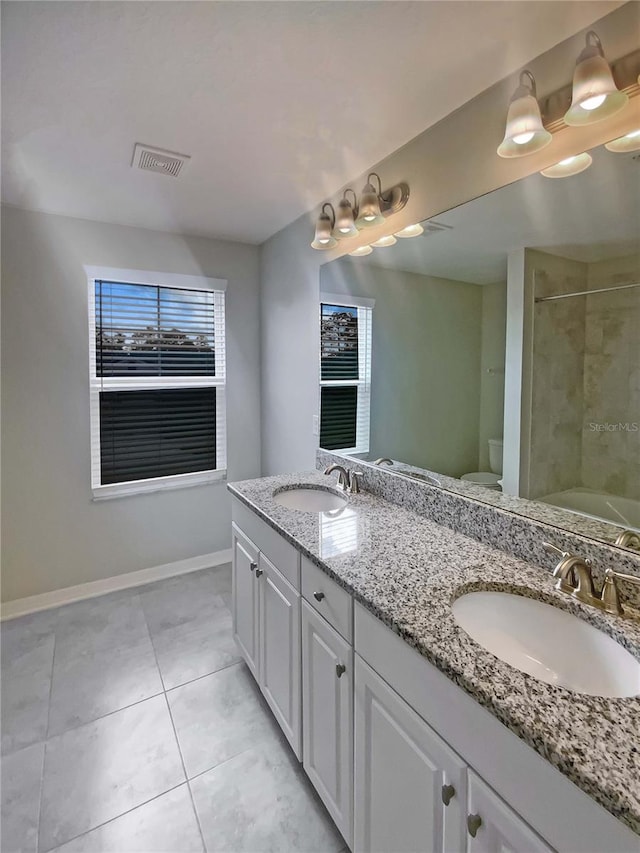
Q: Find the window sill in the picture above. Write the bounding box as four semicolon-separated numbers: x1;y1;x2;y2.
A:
92;469;227;501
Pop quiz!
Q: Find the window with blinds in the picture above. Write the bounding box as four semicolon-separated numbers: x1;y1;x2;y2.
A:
319;300;372;453
88;272;227;498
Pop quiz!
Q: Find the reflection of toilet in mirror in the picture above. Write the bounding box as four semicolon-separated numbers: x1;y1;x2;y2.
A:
461;439;503;491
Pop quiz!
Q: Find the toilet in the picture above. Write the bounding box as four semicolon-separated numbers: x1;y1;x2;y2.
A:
461;439;503;490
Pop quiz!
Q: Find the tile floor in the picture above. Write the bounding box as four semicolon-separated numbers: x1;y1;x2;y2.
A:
1;566;346;853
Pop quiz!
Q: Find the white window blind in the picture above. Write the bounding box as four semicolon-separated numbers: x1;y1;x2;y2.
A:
319;295;373;454
87;269;227;499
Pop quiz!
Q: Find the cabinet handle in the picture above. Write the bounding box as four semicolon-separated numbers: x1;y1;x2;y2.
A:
336;663;346;678
255;568;264;578
250;562;258;572
441;784;455;806
313;591;325;602
467;814;482;838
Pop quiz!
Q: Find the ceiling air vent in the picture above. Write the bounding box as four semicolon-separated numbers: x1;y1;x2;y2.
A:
422;221;454;236
131;143;190;177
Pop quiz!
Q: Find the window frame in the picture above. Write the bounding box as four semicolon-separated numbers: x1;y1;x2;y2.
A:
319;292;374;455
86;266;227;500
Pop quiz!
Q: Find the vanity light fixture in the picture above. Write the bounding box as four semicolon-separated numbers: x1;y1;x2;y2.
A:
564;32;628;126
394;223;424;238
497;71;552;158
311;203;338;250
540;152;592;178
312;174;409;247
355;173;386;228
371;235;397;248
605;129;640;153
334;189;359;239
349;245;373;257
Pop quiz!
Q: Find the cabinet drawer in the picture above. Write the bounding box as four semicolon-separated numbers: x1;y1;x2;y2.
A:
232;498;300;589
302;555;353;642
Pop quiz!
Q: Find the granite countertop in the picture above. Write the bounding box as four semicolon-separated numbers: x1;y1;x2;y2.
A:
228;471;640;836
385;462;632;545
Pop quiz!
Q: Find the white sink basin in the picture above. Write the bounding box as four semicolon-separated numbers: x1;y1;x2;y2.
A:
452;591;640;697
273;487;347;513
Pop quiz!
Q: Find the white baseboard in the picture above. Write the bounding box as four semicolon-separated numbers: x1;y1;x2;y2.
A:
1;549;233;621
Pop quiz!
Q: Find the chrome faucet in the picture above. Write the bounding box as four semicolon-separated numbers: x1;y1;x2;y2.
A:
373;458;394;466
614;529;640;550
544;542;640;616
324;464;363;494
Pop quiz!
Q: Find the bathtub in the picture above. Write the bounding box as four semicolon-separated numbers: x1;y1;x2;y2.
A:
539;487;640;531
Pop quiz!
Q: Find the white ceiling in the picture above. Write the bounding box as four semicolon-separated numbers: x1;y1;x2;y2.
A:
1;1;624;244
349;144;640;283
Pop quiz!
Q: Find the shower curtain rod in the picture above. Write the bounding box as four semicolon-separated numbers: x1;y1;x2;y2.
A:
535;281;640;303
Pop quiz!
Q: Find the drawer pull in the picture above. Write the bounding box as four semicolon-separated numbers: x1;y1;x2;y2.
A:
255;568;264;578
441;784;455;806
250;562;258;572
467;814;482;838
336;663;346;678
313;591;325;602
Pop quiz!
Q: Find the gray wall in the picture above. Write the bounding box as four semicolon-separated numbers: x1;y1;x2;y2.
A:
259;4;640;477
478;282;507;471
320;260;483;477
1;207;261;601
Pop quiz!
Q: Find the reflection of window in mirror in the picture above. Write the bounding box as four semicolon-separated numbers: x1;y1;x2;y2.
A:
319;294;374;454
319;507;359;559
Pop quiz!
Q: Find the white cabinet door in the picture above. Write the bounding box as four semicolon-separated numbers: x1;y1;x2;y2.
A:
354;654;467;853
302;600;353;847
259;553;301;758
232;523;260;679
466;772;554;853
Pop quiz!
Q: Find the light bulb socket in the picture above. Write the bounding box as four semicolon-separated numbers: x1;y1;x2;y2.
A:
497;71;552;158
564;32;628;126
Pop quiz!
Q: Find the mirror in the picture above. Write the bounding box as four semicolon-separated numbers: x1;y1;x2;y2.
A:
318;141;640;550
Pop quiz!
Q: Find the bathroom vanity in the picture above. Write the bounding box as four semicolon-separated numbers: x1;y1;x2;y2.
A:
229;472;640;853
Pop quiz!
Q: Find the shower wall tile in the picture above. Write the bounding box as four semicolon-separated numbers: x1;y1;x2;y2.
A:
528;251;587;499
581;254;640;500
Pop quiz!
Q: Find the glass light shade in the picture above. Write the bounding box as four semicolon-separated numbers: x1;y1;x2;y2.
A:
333;198;358;239
311;212;338;250
564;33;628;126
355;182;384;228
497;73;551;159
604;129;640;153
349;245;373;257
371;235;397;248
394;223;424;238
540;152;592;179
